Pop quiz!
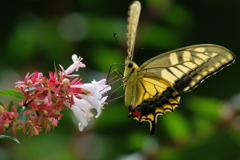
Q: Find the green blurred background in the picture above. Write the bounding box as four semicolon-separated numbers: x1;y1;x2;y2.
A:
0;0;240;160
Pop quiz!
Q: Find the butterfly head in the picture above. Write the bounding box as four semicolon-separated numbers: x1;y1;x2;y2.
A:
127;61;134;68
124;60;139;81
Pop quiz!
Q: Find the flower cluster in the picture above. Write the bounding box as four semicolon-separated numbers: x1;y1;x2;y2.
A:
0;55;110;136
0;103;24;135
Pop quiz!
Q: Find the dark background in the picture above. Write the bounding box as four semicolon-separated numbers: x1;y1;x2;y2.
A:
0;0;240;160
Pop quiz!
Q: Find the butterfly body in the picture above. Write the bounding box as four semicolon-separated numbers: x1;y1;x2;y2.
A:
123;1;235;134
124;60;139;107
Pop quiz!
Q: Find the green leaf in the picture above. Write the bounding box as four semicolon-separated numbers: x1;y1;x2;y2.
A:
7;101;14;111
0;135;21;144
0;90;24;100
17;106;31;122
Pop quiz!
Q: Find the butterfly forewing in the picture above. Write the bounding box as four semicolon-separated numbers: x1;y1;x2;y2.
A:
138;44;236;93
126;1;141;60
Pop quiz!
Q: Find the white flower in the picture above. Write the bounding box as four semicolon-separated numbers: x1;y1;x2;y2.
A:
70;105;89;131
70;78;111;131
93;79;111;94
65;54;85;75
71;79;111;100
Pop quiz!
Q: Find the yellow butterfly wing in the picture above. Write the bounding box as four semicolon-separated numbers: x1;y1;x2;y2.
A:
123;1;236;134
139;44;236;93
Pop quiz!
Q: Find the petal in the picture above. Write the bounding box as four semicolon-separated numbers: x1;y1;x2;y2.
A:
47;90;51;103
77;94;99;110
73;96;94;110
95;101;104;118
77;94;103;118
93;90;102;100
97;79;106;85
72;54;78;63
65;63;76;75
100;85;111;94
74;95;103;119
71;83;96;93
59;64;65;72
74;62;85;70
95;96;108;118
78;122;85;131
84;109;94;118
64;55;86;75
95;79;111;94
95;107;102;118
70;105;88;127
72;54;85;71
100;96;108;104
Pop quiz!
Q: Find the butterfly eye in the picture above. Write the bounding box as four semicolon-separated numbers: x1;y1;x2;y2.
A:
128;62;133;68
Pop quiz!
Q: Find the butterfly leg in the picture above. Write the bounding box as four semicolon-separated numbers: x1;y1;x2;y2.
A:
106;68;124;85
105;69;125;103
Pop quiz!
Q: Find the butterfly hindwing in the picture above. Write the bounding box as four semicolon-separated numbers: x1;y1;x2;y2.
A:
128;73;181;134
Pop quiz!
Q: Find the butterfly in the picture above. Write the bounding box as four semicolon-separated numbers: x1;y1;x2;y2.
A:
123;1;236;134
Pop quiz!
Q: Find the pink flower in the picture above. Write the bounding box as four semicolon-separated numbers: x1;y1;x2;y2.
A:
3;54;112;136
0;103;25;135
13;55;86;136
64;54;86;75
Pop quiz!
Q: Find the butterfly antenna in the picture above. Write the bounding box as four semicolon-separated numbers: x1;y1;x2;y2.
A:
135;47;143;57
113;33;126;52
